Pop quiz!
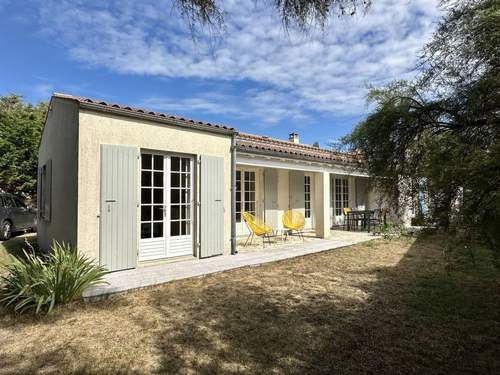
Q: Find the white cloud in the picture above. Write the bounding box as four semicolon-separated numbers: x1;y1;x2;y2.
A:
35;0;442;124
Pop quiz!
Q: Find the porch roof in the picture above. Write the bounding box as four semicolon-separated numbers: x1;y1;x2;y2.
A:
236;132;363;166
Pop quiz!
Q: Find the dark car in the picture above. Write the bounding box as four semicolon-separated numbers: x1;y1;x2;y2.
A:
0;193;37;240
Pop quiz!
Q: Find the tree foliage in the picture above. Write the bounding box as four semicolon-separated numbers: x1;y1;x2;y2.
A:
344;0;500;252
0;95;47;197
175;0;371;32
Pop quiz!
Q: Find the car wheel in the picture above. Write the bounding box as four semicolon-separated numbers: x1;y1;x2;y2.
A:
0;221;12;241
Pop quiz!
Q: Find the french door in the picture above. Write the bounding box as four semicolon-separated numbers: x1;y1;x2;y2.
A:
236;169;257;235
331;177;349;226
139;152;194;261
304;174;314;229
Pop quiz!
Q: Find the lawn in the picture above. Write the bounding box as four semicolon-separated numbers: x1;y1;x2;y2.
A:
1;235;499;374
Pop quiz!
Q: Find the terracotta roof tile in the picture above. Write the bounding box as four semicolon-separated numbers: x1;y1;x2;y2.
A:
236;132;362;165
53;93;235;133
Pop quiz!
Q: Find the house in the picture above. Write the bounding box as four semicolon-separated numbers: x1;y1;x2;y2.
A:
37;93;382;272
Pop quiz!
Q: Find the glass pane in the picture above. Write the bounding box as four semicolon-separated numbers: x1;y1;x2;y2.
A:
141;171;152;187
171;157;180;171
181;205;190;220
141;206;151;221
181;190;190;204
236;192;241;201
245;181;250;191
236;171;241;179
153;188;163;204
171;173;180;188
236;202;241;212
153;222;163;238
141;223;151;239
171;221;180;236
181;221;190;235
171;189;180;204
141;188;151;204
141;154;152;169
181;173;190;188
154;155;163;170
171;205;180;220
153;205;163;221
181;158;190;172
153;172;163;187
236;212;241;222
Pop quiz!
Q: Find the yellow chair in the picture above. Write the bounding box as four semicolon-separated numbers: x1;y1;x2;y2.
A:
282;210;306;240
242;212;274;247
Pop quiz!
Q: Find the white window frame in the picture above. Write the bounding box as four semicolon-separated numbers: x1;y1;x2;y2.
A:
236;169;256;222
334;177;349;216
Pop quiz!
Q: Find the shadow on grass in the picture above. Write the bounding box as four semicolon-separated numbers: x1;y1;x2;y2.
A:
148;235;500;374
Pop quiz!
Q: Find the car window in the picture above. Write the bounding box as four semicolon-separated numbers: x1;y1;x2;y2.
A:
14;197;26;209
3;197;15;208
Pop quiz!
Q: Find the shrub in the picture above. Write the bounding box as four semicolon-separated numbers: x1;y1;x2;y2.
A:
0;242;108;314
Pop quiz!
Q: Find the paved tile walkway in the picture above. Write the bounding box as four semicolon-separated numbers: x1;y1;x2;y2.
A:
83;231;378;299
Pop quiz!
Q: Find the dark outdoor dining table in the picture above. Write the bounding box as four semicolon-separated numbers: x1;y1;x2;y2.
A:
346;210;375;232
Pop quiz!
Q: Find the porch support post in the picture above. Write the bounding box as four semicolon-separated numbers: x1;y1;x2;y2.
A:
315;171;330;238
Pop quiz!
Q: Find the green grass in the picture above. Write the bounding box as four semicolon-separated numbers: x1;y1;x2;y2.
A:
0;233;37;266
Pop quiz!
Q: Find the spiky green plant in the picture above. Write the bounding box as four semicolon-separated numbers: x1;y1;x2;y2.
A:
0;242;108;314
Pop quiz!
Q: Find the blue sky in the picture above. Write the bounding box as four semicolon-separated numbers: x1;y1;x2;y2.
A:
0;0;441;146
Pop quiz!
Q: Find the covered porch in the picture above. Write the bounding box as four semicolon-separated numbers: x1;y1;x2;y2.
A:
235;153;377;250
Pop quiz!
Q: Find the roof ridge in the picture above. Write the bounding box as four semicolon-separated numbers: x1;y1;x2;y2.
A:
52;92;235;131
238;132;335;154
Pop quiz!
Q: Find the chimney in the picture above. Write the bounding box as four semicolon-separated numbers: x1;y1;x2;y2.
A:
313;142;320;148
288;133;299;144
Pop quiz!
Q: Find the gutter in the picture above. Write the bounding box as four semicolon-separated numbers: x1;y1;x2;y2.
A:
230;133;237;255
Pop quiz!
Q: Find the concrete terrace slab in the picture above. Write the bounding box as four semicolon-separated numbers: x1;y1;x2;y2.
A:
83;232;379;299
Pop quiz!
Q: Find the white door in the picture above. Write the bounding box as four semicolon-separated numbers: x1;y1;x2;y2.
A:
236;169;257;236
304;174;314;229
331;176;349;226
139;153;193;261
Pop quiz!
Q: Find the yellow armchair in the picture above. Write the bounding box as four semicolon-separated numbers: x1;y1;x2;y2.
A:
282;210;306;240
242;212;274;247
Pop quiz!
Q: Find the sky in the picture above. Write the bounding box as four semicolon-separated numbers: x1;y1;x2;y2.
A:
0;0;442;146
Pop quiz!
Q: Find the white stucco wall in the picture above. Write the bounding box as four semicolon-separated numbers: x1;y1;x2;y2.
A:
77;110;233;260
37;98;79;251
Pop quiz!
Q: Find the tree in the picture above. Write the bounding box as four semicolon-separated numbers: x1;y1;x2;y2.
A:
0;95;47;197
344;0;500;252
175;0;371;32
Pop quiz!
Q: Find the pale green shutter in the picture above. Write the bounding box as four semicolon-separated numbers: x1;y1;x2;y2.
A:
289;170;305;213
264;169;278;228
200;155;224;258
100;144;138;271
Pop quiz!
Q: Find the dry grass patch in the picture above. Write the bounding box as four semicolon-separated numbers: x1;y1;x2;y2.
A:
1;235;499;374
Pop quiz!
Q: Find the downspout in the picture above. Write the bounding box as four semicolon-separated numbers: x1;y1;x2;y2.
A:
231;132;237;254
